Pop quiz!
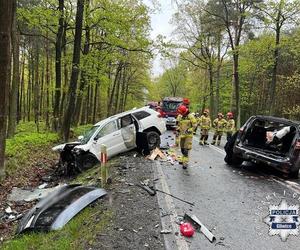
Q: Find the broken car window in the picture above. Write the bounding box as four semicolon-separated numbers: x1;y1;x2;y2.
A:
80;125;100;144
95;121;118;139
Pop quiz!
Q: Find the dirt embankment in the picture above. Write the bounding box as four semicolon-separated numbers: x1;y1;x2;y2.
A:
1;149;165;249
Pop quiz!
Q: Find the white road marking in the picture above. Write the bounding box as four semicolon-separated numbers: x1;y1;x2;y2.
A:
156;162;189;250
205;140;300;195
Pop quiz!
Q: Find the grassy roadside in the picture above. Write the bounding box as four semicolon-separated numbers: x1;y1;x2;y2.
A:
2;163;116;250
4;122;93;178
1;122;115;249
5;122;59;177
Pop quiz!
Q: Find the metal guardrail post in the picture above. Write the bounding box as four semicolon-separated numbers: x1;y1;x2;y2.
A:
100;144;108;187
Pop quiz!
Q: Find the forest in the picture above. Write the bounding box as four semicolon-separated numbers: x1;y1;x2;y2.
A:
0;0;300;179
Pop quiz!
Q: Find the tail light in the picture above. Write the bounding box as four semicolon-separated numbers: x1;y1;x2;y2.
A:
295;140;300;150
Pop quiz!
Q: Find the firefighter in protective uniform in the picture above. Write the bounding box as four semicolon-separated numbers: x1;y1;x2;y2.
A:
211;113;227;146
226;112;235;141
176;105;197;169
198;109;211;145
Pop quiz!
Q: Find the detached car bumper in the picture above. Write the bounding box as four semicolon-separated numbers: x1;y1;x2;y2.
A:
234;145;295;173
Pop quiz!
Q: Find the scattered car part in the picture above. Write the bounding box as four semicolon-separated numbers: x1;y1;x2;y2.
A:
180;222;195;237
17;185;107;234
155;188;195;206
136;184;156;196
184;213;216;242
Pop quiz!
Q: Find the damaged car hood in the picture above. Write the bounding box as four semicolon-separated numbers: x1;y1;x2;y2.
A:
52;141;81;152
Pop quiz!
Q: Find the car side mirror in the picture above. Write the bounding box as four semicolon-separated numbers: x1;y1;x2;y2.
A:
78;135;84;141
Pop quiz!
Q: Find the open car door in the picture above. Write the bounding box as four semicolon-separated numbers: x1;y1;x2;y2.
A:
119;114;137;149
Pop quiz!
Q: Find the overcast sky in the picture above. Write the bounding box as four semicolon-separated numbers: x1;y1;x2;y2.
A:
143;0;177;77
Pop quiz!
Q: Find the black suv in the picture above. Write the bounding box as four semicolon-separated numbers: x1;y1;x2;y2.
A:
224;116;300;178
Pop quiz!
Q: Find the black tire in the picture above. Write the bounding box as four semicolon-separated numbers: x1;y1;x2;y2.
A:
76;153;99;172
146;131;161;150
224;132;243;166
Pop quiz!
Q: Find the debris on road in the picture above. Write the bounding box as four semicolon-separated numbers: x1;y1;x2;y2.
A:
184;213;216;243
8;185;64;202
160;229;172;234
147;148;166;161
5;207;13;214
155;189;195;206
136;184;156;196
38;183;48;189
180;222;195;237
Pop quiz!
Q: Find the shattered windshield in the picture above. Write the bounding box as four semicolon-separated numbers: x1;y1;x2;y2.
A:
162;101;182;112
80;125;99;144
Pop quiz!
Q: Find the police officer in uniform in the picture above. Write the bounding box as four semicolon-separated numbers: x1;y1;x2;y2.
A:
198;109;211;145
176;105;197;169
211;113;227;146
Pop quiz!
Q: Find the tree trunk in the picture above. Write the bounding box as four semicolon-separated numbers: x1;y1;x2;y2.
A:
215;36;221;115
59;39;68;125
45;36;50;129
108;63;122;116
61;0;84;141
232;53;241;128
208;64;214;119
93;82;98;124
269;25;280;115
19;55;25;122
0;0;13;180
7;0;19;138
53;0;64;131
74;0;90;125
34;39;40;132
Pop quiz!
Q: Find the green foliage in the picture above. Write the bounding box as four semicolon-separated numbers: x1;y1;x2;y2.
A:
73;124;94;137
5;122;93;176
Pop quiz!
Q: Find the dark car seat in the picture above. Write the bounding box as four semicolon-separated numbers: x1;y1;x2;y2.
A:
247;120;267;147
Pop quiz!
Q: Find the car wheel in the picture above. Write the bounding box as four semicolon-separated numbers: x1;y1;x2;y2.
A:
224;132;243;166
146;131;161;150
76;154;99;172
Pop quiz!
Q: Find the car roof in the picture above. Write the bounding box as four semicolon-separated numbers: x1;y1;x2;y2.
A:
94;106;155;126
251;115;300;126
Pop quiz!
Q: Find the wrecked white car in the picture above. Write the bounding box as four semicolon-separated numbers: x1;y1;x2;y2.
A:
52;107;166;173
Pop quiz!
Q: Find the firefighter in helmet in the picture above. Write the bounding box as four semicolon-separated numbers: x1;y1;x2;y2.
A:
176;105;197;169
226;112;235;141
198;109;211;145
211;113;227;146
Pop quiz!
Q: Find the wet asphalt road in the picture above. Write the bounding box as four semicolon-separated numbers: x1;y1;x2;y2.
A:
155;130;300;250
